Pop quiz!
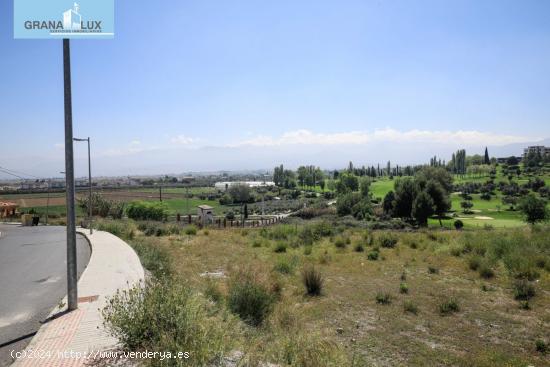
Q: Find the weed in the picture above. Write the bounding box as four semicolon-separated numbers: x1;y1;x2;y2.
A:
399;283;409;294
227;270;275;326
403;300;418;314
513;279;536;300
375;292;392;304
367;251;379;261
428;266;439;274
274;242;287;253
302;266;324;296
439;298;460;315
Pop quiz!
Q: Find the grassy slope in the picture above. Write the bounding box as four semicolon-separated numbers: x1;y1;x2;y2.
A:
138;226;549;366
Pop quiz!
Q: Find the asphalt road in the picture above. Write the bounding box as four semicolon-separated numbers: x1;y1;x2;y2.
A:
0;225;91;367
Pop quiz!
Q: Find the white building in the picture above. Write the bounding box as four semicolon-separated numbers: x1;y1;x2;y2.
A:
214;181;275;191
523;146;550;158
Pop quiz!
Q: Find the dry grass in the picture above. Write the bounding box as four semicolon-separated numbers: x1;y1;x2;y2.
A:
130;225;550;366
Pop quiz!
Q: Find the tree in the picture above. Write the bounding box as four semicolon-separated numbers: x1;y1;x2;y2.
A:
518;193;548;224
382;191;395;216
244;204;249;219
460;200;473;213
335;172;359;194
393;177;417;219
228;184;251;204
412;190;434;226
502;195;518;211
319;179;326;191
359;177;372;198
425;180;451;226
484;147;490;165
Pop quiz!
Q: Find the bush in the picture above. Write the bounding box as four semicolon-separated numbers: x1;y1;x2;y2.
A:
303;245;312;255
94;219;136;240
479;264;495;279
334;236;348;249
353;243;365;252
367;251;379;261
378;233;398;248
102;279;230;365
302;266;324;296
227;271;275;326
513;279;536;300
273;258;294;275
184;225;197;235
428;266;439;274
126;201;167;221
439;298;460;315
468;256;482;271
519;300;530;310
375;292;391;304
399;283;409;294
454;219;464;230
403;301;418;314
130;240;172;280
274;242;287;253
535;340;547;354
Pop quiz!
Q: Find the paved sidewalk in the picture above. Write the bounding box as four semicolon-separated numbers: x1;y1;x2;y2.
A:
12;230;144;367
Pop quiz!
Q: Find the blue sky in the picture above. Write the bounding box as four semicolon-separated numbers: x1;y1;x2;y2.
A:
1;0;550;177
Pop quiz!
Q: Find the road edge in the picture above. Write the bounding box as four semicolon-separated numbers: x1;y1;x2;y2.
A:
11;229;145;366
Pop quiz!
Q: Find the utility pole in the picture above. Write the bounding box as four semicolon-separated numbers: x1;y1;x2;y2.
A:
45;179;50;226
74;137;92;235
159;186;162;202
63;39;78;311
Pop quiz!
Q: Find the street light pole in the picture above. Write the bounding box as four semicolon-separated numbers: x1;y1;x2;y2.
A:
63;38;78;311
74;137;92;235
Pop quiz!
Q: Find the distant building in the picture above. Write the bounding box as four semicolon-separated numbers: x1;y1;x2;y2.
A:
214;181;275;191
523;145;550;158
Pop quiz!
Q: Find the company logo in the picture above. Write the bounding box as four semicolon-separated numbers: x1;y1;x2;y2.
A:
14;0;114;39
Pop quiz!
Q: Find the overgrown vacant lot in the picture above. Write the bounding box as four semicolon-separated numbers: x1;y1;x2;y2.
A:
100;219;550;366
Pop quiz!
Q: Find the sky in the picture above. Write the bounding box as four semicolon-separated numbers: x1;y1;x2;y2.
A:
1;0;550;178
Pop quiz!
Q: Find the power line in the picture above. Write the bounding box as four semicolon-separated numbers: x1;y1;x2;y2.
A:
0;168;27;180
0;165;40;178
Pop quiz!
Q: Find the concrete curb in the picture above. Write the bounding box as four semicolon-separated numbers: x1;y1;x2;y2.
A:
11;230;144;367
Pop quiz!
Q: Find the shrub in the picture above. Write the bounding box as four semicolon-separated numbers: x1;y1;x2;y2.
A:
375;292;391;304
378;233;398;248
428;266;439;274
513;279;536;300
367;251;379;261
438;298;460;315
468;256;482;271
450;246;462;257
302;266;324;296
130;240;172;280
535;340;547;354
479;264;495;279
94;219;136;240
204;280;223;304
400;271;407;281
126;201;167;221
102;279;230;364
399;283;409;294
353;243;365;252
184;225;197;236
252;238;262;248
274;242;287;253
273;258;294;275
303;245;312;255
227;271;275;326
403;301;418;314
519;300;530;310
334;237;347;249
454;219;464;230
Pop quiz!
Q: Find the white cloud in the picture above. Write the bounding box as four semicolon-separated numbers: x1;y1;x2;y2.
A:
54;143;64;149
170;135;198;145
231;128;536;147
